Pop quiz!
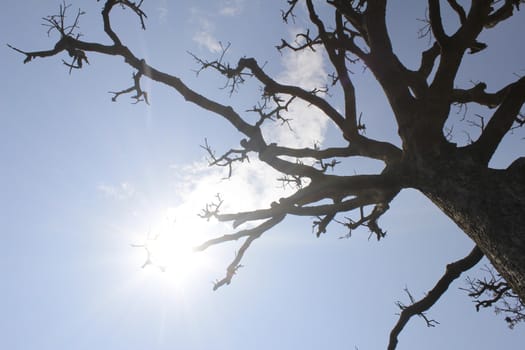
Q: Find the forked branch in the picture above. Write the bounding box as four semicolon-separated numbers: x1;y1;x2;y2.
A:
388;246;483;350
194;215;285;290
470;77;525;163
463;265;525;329
201;139;249;179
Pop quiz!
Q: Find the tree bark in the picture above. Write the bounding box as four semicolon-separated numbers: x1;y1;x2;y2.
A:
415;156;525;301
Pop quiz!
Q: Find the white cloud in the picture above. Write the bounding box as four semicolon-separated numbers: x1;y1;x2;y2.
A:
192;30;222;53
279;40;327;89
122;30;325;253
173;158;294;216
190;13;222;53
157;0;168;24
168;33;329;223
219;0;245;16
189;1;245;53
98;182;135;200
137;29;330;274
262;38;329;149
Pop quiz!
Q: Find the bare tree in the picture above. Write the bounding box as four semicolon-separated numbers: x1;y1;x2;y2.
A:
10;0;525;348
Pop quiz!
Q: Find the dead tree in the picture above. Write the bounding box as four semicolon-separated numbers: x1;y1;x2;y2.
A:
10;1;525;348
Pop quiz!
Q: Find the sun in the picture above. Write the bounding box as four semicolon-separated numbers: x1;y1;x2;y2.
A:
134;208;211;286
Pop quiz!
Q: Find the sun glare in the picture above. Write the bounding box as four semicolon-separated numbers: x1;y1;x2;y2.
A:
134;208;211;286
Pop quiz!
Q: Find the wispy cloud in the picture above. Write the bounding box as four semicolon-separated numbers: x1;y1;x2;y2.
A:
170;31;329;222
189;1;244;53
190;13;222;53
219;0;245;16
192;30;222;53
263;35;328;149
157;0;168;24
138;30;330;276
98;182;135;200
172;158;293;217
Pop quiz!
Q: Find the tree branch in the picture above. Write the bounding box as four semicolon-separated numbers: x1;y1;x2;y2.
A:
470;77;525;164
446;0;467;24
485;0;524;28
428;1;491;97
388;246;484;350
463;264;525;329
306;0;358;135
211;170;401;230
194;215;285;290
235;57;348;134
452;82;509;108
417;42;440;81
101;0;146;46
428;0;448;45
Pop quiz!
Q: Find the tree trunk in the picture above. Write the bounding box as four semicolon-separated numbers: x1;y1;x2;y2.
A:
415;156;525;301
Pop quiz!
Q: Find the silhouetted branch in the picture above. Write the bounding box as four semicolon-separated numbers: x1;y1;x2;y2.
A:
428;0;448;45
511;112;525;131
452;82;509;108
201;139;249;178
276;29;322;52
336;201;391;240
251;94;295;129
463;265;525;329
307;0;360;135
471;77;525;164
194;215;285;290
101;0;147;45
198;193;224;221
388;246;484;350
41;1;84;37
109;70;149;104
446;0;467;24
189;42;253;95
131;232;166;272
12;2;525;347
396;287;440;327
281;0;299;23
485;0;524;28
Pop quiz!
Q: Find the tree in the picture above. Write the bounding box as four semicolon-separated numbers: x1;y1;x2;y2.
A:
10;0;525;348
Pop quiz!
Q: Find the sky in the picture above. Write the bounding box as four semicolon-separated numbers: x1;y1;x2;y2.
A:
1;1;524;349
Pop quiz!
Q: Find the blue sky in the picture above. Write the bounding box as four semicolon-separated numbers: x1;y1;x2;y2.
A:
1;1;524;349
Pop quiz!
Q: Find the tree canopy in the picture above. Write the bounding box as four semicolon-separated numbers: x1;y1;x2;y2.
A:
9;1;525;349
